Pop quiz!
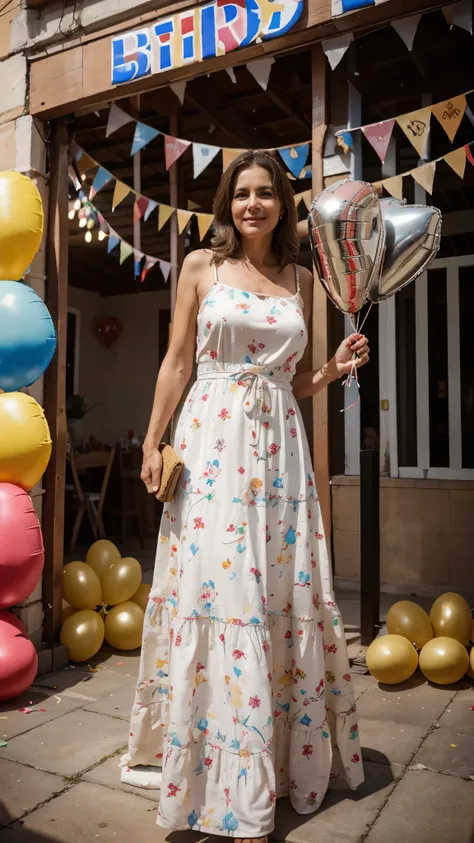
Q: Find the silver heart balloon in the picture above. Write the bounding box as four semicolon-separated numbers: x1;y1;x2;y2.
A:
368;198;442;303
308;179;385;315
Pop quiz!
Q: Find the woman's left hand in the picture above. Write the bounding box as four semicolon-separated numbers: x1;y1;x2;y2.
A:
333;333;370;377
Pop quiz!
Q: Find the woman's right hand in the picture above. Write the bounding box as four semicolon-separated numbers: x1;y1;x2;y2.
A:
141;449;163;495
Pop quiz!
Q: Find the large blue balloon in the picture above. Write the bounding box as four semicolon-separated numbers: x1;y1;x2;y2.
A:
0;280;56;392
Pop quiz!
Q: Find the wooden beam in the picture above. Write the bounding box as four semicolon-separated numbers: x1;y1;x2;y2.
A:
42;120;69;647
310;44;332;574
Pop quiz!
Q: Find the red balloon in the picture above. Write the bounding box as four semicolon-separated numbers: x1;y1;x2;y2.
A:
0;610;27;638
0;632;38;701
95;315;122;349
0;483;45;610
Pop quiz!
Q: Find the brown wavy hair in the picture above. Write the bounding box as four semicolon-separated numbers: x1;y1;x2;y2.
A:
211;149;299;269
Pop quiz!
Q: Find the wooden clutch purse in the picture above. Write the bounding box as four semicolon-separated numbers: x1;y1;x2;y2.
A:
156;443;184;502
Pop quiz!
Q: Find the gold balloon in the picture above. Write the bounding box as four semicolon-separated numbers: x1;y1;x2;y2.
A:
386;601;433;649
63;561;102;610
62;601;76;624
366;634;418;685
0;393;52;490
0;172;44;280
104;602;144;650
131;583;151;613
60;609;104;662
430;592;472;645
419;637;469;685
466;649;474;681
85;540;121;582
102;557;142;606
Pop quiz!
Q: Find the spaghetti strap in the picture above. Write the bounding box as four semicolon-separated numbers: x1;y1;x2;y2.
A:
214;263;219;283
294;263;300;295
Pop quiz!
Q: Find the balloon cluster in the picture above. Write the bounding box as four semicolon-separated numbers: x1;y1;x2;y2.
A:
60;540;150;663
68;189;102;244
0;172;54;702
308;180;442;319
366;592;473;686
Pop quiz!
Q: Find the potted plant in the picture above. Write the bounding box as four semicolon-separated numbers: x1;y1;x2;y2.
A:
66;394;92;446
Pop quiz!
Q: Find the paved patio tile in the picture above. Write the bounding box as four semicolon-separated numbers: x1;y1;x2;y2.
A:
355;675;458;727
0;759;65;826
272;761;401;842
412;726;474;779
350;673;379;701
0;710;127;777
360;717;427;767
83;754;159;802
437;694;474;737
0;781;165;843
364;769;474;842
0;689;85;741
83;682;135;721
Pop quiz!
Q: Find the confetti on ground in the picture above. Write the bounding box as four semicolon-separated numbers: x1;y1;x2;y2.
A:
470;705;474;711
0;740;7;748
118;662;124;666
450;743;457;748
54;696;61;704
18;707;46;714
88;665;98;672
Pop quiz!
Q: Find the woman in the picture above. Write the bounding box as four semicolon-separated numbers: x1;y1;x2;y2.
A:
122;150;368;840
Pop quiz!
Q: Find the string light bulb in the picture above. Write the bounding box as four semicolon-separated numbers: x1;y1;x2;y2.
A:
74;198;82;211
86;218;95;230
68;209;76;220
85;230;92;243
98;230;106;241
79;217;87;228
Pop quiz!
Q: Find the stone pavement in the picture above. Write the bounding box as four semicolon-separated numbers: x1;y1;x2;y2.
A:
1;641;473;843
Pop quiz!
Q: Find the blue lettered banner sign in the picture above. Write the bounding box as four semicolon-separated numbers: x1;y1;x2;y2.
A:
331;0;390;15
111;0;303;85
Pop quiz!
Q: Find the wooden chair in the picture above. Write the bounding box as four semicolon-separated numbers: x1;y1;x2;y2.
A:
119;447;145;549
66;438;116;552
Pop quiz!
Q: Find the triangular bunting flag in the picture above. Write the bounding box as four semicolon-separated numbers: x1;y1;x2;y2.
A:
442;4;457;23
382;176;404;200
89;167;112;200
76;151;96;175
336;132;353;155
164;135;191;170
120;241;133;264
222;148;245;171
112;180;130;210
361;119;395;164
278;144;310;179
106;102;134;137
177;209;193;234
144;199;158;221
391;14;422;51
397;108;431;157
226;67;237;84
444;147;466;179
197;213;214;241
132;122;160;156
411;161;436;194
141;255;158;283
170;81;186;104
158;204;175;231
159;260;172;283
133;196;150;223
246;56;275;90
133;249;145;278
448;0;473;33
193;143;221;178
107;234;120;254
294;192;303;207
431;94;466;142
188;200;201;210
321;33;353;70
465;144;474;166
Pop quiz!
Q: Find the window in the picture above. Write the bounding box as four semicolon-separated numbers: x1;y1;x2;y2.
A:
66;308;80;400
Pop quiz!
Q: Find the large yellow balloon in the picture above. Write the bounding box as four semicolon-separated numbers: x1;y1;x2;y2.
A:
366;634;418;684
430;592;472;645
131;583;151;613
0;393;52;490
63;561;102;610
0;172;44;280
466;648;474;680
62;601;76;624
60;609;104;662
102;557;142;606
104;602;144;650
419;637;469;685
386;601;433;649
85;540;121;582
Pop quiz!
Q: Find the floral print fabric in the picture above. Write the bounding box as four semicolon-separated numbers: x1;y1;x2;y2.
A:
122;276;364;837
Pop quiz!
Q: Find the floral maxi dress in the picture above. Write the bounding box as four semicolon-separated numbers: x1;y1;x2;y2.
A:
122;270;364;837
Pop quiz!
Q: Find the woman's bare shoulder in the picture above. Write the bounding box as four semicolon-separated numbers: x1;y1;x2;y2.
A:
297;265;314;290
182;248;214;273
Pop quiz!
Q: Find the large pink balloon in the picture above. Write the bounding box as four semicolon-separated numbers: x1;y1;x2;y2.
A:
0;483;45;609
0;610;27;638
0;631;38;701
